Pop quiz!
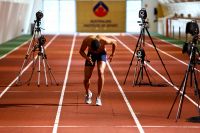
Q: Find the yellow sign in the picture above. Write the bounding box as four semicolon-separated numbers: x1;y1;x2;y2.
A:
76;0;126;32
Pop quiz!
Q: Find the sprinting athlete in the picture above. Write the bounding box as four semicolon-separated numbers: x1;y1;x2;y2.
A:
79;35;117;106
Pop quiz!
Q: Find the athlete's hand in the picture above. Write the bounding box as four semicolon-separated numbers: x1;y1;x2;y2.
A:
107;54;114;62
86;56;93;65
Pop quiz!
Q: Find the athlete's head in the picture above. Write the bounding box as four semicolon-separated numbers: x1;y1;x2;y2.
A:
91;39;100;51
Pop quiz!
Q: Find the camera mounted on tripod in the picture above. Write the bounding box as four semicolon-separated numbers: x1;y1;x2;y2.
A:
186;20;199;36
139;8;147;20
38;35;46;46
183;20;200;56
35;11;43;27
138;8;148;26
139;8;147;22
136;48;145;62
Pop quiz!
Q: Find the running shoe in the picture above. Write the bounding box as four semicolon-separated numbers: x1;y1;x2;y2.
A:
85;90;92;104
96;97;102;106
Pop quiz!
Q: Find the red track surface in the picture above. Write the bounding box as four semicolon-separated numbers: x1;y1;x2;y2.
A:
0;34;200;133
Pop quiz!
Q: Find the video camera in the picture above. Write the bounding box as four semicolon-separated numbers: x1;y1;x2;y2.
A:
139;8;147;20
183;20;199;55
36;11;43;22
136;48;145;61
186;20;199;36
182;20;200;64
38;35;46;46
34;11;43;27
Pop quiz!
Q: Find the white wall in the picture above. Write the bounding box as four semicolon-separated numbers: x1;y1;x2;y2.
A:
157;1;200;39
142;0;158;32
0;0;34;44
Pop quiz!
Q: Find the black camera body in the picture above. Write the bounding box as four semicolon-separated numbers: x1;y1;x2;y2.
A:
38;35;46;46
36;11;43;22
186;20;199;36
183;20;199;55
139;8;147;20
136;48;145;61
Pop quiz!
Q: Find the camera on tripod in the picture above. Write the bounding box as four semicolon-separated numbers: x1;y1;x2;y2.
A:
186;20;199;36
139;8;147;20
38;35;46;46
35;11;43;27
182;20;200;56
36;11;43;22
136;48;145;61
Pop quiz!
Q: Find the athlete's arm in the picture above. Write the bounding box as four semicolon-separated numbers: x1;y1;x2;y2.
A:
79;38;93;64
100;36;117;62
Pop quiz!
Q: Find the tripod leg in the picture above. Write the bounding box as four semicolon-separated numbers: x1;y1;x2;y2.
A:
37;54;41;87
190;67;193;87
44;58;59;86
176;68;190;121
135;63;142;85
145;28;174;85
27;53;38;85
42;57;48;86
138;64;144;85
124;30;143;85
133;60;139;85
167;69;188;119
16;56;30;85
16;47;35;85
144;64;152;85
192;69;200;114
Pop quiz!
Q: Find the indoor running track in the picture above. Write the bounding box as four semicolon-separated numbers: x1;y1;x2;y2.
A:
0;33;200;133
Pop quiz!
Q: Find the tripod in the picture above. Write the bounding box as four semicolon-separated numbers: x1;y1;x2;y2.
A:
16;20;58;86
167;44;200;121
124;20;174;85
134;55;152;86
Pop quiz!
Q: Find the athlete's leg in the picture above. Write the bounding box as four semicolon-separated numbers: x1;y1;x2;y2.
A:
84;65;94;95
97;61;106;98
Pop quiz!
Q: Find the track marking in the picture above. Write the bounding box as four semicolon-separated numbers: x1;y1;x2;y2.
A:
107;62;144;133
52;33;76;133
0;35;58;98
126;33;200;73
113;36;200;108
0;125;200;128
0;39;31;60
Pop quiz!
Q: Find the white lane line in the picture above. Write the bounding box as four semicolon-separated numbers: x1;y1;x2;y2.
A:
107;62;144;133
0;35;58;99
113;36;199;108
52;33;76;133
0;38;31;60
0;125;200;128
126;33;200;73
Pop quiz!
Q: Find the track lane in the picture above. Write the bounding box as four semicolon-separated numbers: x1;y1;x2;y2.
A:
0;35;74;133
112;35;200;132
0;34;200;133
56;35;142;133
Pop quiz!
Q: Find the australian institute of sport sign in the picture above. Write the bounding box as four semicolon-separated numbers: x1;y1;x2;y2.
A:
76;0;126;32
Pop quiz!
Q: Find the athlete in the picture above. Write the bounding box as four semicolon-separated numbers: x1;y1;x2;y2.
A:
79;35;117;106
